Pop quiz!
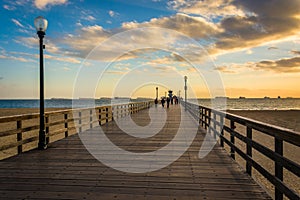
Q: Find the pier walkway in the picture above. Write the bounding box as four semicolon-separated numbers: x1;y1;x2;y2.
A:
0;105;271;199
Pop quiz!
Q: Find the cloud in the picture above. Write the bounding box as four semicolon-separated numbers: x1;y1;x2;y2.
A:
61;25;110;57
109;10;118;17
168;0;246;19
212;0;300;52
82;15;96;21
0;54;34;63
12;19;24;28
44;54;81;64
58;14;215;64
39;0;300;66
3;5;16;10
16;36;65;55
214;66;237;74
0;77;4;80
1;49;81;64
291;50;300;55
34;0;68;9
122;13;220;39
250;57;300;73
246;49;253;54
214;63;245;74
168;0;300;56
268;46;278;50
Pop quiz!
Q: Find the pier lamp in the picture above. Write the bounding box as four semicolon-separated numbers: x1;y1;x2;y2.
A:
184;76;187;110
34;16;48;150
156;87;158;99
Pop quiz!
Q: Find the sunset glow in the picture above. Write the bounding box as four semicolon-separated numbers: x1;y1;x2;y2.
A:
0;0;299;99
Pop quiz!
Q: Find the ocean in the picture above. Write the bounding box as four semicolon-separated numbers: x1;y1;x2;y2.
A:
0;98;299;110
192;98;300;110
0;98;151;109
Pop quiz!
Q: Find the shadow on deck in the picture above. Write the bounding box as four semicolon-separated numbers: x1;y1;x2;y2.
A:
0;105;271;199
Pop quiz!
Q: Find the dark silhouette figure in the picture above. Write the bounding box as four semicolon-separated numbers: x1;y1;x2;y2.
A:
161;98;165;107
166;97;170;108
154;98;158;107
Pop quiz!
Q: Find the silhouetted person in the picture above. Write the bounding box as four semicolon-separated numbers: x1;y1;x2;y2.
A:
166;97;170;108
161;98;165;107
154;98;158;107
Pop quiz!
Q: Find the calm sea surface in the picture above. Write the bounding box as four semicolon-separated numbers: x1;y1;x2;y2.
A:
190;98;300;110
0;99;149;109
0;98;299;110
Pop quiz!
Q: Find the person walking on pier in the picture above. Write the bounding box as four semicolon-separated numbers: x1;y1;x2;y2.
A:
166;97;170;108
161;98;165;107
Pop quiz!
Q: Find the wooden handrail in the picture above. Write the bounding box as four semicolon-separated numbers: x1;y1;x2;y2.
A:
183;101;300;200
0;101;154;160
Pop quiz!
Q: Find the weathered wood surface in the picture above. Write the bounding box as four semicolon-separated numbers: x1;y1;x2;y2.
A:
0;105;271;199
184;101;300;199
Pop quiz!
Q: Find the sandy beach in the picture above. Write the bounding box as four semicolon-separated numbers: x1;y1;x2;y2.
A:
0;108;299;198
0;108;70;117
227;110;300;132
226;110;300;198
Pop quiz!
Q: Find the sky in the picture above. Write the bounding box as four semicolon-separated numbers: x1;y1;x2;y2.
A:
0;0;300;99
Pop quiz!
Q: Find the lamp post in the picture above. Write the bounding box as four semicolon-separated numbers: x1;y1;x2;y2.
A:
156;87;158;99
184;76;187;110
34;16;48;150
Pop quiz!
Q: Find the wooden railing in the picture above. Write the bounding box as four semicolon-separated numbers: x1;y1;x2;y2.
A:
0;101;153;160
183;101;300;200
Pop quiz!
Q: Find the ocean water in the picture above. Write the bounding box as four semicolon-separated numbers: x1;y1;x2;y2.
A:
190;98;300;110
0;98;299;110
0;98;151;109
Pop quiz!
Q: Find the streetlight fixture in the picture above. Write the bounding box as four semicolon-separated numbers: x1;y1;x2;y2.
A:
156;87;158;99
184;76;187;110
34;16;48;150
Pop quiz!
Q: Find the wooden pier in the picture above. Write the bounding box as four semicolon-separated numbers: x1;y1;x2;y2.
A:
0;101;299;199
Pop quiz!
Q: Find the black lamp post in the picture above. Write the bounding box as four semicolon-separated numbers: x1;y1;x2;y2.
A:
34;16;48;150
156;87;158;99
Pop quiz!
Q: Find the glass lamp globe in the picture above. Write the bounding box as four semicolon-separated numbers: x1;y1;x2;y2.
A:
34;16;48;32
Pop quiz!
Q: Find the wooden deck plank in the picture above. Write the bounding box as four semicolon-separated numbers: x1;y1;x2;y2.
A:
0;105;271;199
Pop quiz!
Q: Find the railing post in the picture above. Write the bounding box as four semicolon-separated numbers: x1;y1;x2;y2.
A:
201;108;204;127
45;116;49;144
198;106;202;125
203;109;206;129
64;113;68;138
246;127;252;175
275;138;283;200
213;112;217;139
106;107;109;123
99;108;102;125
79;111;82;133
230;120;235;160
220;115;224;147
17;120;22;154
89;109;93;129
208;110;211;133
